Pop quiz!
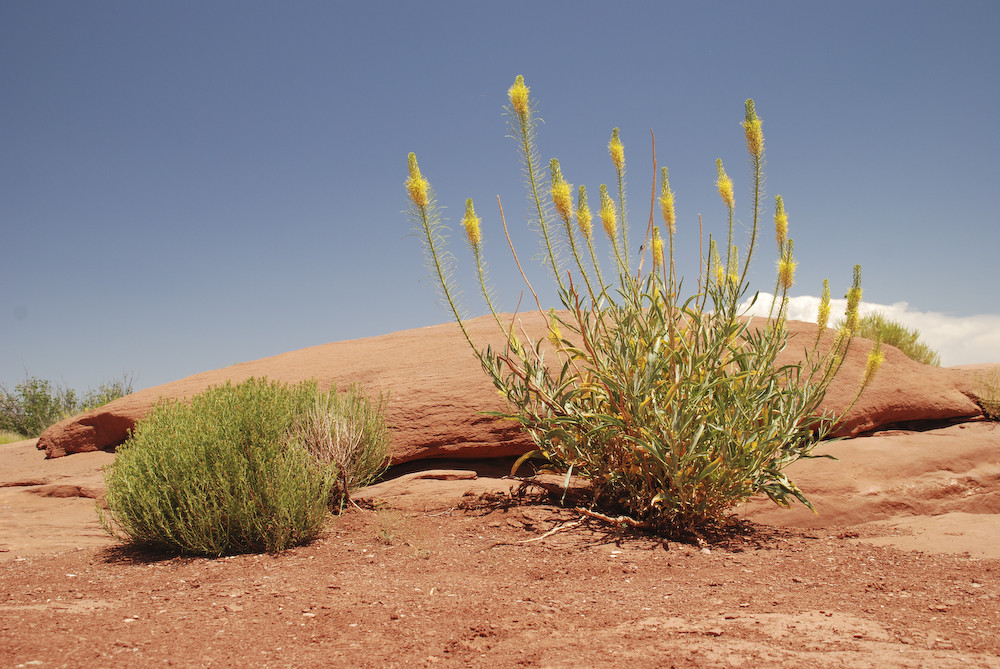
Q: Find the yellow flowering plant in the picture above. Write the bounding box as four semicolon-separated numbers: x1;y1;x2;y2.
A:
405;76;881;534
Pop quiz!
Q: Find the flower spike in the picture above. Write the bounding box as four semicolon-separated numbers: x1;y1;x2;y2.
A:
743;99;764;160
508;75;530;116
716;159;734;210
774;195;788;250
462;199;481;249
576;185;593;239
406;153;429;208
659;167;676;235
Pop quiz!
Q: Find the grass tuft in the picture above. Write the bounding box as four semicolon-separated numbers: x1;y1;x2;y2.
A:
290;383;392;509
0;429;27;445
974;369;1000;420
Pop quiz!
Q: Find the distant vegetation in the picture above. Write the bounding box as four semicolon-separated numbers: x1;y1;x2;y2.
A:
838;313;941;366
0;429;27;445
0;373;134;440
975;369;1000;420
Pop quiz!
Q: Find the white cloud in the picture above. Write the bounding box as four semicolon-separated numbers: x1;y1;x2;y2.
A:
740;293;1000;367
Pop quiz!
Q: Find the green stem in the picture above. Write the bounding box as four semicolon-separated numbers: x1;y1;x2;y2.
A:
516;110;564;292
741;153;762;283
616;166;629;274
417;205;475;352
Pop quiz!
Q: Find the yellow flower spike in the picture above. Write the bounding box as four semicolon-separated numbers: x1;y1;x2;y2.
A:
743;99;764;160
844;265;863;333
728;244;740;285
462;198;481;249
609;128;625;172
549;159;573;220
817;278;831;331
709;239;724;287
716;159;734;210
599;184;617;239
659;167;676;235
778;242;797;291
774;195;788;249
576;185;593;239
405;152;429;208
547;308;563;349
508;75;530;116
862;339;885;388
652;226;664;272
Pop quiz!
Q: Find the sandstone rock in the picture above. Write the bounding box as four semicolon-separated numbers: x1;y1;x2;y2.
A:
37;313;985;463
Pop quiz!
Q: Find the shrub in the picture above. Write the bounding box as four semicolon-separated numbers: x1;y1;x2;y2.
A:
405;76;881;533
100;378;336;556
290;384;391;508
0;373;134;438
840;313;940;366
80;375;136;411
975;369;1000;420
0;376;78;438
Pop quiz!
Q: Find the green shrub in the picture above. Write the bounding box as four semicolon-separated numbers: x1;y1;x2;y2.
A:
80;375;136;411
0;376;78;437
406;76;881;533
290;384;391;508
100;378;336;556
840;313;940;366
0;373;134;437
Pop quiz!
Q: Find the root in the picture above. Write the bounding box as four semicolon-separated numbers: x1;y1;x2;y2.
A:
517;519;582;543
573;507;651;530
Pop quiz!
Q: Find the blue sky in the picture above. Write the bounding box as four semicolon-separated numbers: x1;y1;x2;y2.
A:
3;1;998;393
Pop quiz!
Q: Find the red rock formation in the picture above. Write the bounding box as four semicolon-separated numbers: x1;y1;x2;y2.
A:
37;313;985;462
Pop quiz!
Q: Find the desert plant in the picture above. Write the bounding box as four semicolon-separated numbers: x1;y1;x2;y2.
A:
974;368;1000;420
0;376;77;437
0;373;134;437
99;378;336;556
406;76;882;533
80;374;135;411
838;312;940;366
0;429;27;445
290;383;392;508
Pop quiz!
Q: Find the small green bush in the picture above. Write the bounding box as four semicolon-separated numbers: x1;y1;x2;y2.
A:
100;378;335;556
290;384;391;508
0;373;134;437
842;313;941;366
100;377;392;556
406;76;881;533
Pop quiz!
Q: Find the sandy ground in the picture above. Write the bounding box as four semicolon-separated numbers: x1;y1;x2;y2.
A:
3;422;1000;667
